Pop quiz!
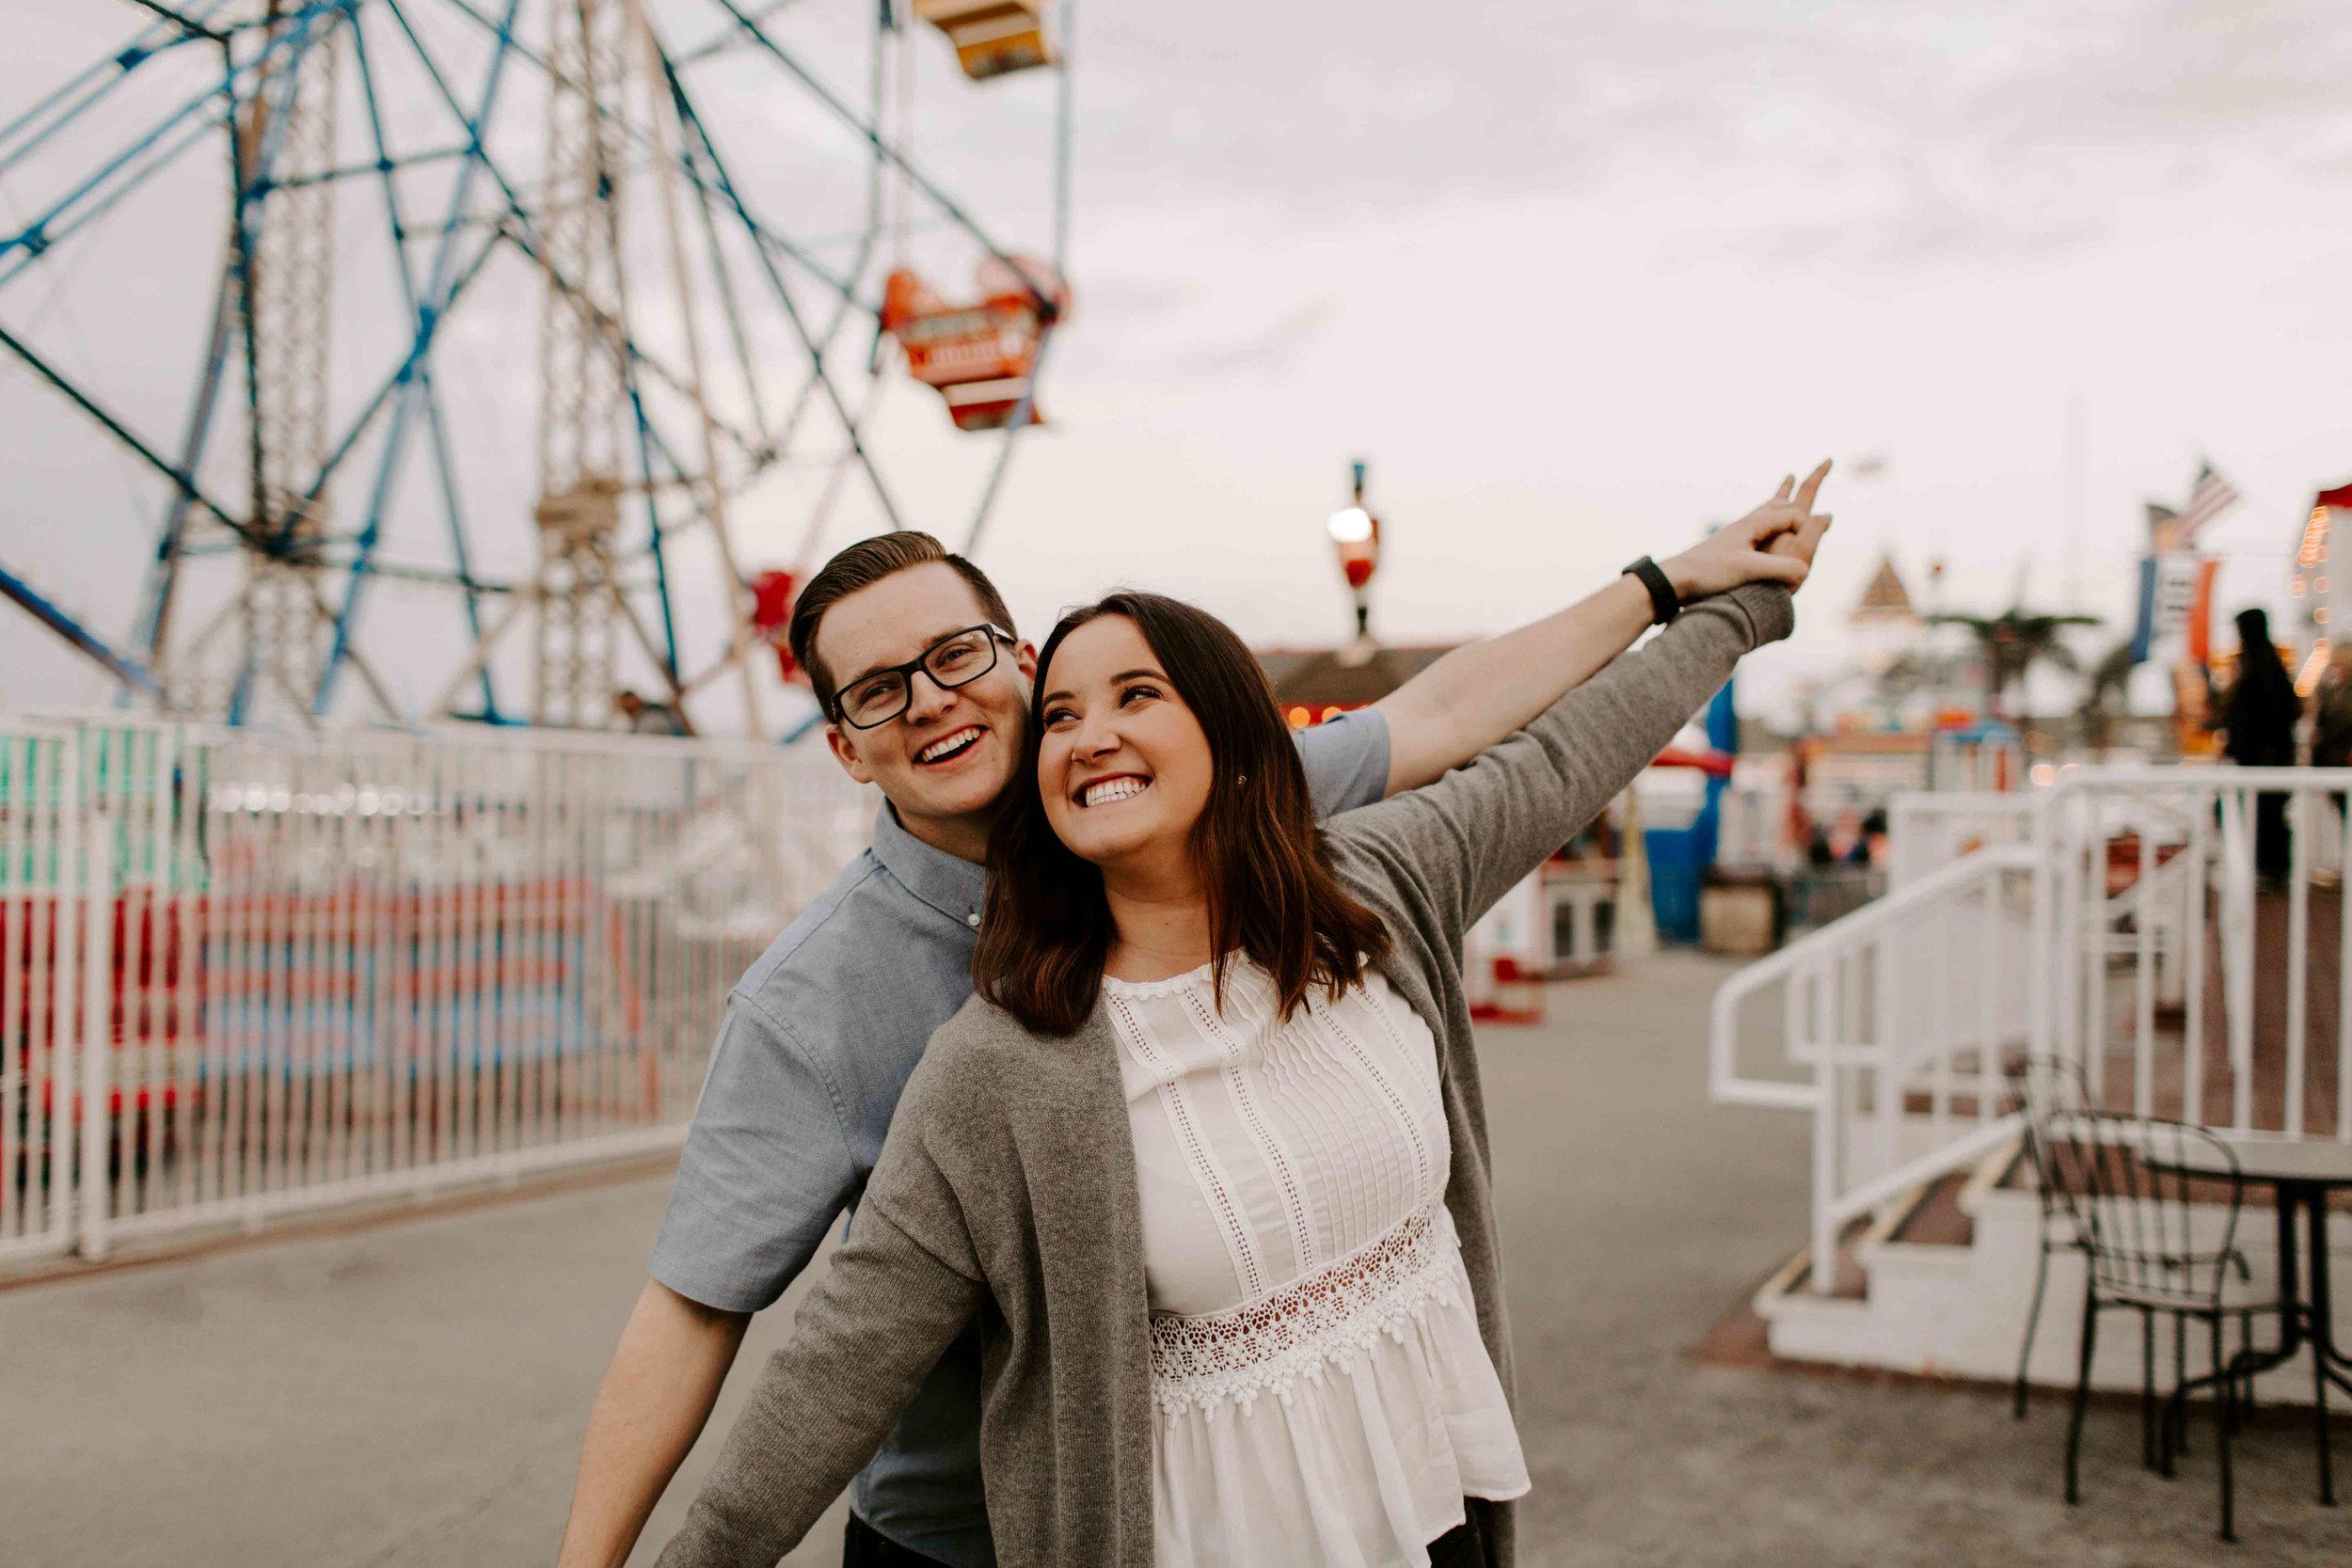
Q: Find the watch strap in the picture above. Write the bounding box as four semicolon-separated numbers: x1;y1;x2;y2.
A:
1623;556;1680;625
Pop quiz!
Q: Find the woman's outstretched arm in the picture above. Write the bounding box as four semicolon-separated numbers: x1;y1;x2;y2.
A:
1328;514;1825;936
654;1093;986;1566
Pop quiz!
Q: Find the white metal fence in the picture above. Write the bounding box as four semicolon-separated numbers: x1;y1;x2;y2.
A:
1885;790;2035;890
0;714;869;1264
1713;766;2352;1292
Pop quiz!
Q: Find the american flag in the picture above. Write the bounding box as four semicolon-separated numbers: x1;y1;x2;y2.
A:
2171;462;2241;546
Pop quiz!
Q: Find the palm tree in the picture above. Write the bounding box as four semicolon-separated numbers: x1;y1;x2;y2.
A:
1928;607;2102;721
2076;638;2137;757
1869;649;1933;723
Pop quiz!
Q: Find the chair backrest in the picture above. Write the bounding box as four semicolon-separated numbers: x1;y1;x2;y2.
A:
2042;1111;2246;1307
2001;1055;2094;1226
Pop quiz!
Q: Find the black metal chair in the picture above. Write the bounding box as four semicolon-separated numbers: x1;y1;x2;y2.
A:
2002;1055;2094;1418
2044;1112;2292;1541
2005;1058;2260;1433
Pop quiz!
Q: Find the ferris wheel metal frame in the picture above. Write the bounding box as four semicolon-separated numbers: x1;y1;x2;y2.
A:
0;0;1072;735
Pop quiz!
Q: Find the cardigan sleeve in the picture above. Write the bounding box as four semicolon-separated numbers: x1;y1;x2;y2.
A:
1325;581;1793;940
656;1071;987;1568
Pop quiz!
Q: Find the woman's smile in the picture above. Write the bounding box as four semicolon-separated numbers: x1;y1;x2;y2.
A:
1073;772;1152;808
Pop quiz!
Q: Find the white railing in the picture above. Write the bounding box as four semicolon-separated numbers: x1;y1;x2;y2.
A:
1885;790;2034;890
1713;843;2040;1289
1;722;85;1263
2040;767;2352;1138
0;714;870;1264
1714;764;2352;1293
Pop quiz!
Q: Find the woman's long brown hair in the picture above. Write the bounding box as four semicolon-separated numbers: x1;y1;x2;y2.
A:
974;591;1391;1037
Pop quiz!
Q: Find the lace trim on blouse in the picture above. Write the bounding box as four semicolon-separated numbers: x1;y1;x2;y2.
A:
1147;1205;1461;1419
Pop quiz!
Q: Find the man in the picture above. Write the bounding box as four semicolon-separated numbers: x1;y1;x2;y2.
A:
559;472;1828;1568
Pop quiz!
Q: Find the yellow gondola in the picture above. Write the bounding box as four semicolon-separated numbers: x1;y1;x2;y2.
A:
914;0;1057;81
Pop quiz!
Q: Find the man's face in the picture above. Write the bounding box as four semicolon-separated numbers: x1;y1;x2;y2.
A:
814;562;1037;844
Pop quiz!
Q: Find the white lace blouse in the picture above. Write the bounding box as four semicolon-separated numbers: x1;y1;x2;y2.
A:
1104;959;1528;1568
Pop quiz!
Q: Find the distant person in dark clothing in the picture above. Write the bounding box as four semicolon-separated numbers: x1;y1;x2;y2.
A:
2219;607;2298;880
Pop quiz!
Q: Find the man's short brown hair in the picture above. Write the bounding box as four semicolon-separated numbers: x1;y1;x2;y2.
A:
788;531;1018;714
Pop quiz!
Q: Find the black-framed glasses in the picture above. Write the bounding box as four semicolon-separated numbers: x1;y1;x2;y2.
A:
833;625;1016;729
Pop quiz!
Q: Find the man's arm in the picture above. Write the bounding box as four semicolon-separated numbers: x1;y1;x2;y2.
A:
557;1281;752;1568
1373;464;1831;794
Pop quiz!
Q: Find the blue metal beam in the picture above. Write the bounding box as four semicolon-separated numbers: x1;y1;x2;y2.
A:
0;111;224;293
273;141;470;190
134;255;238;659
0;0;238;166
659;32;883;478
660;57;903;531
0;318;249;539
309;0;524;714
342;8;499;719
676;104;773;447
0;562;169;699
627;381;687;689
0;0;337;261
115;1;228;44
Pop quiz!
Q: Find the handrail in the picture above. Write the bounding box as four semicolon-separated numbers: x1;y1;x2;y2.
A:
2045;764;2352;792
1709;842;2035;1108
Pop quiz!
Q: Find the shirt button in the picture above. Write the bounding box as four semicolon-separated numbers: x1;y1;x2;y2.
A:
966;911;980;927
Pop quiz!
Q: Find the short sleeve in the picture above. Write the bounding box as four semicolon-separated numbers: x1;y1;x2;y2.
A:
649;998;862;1313
1293;708;1391;819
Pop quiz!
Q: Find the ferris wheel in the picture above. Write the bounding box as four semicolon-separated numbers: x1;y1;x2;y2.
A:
0;0;1072;736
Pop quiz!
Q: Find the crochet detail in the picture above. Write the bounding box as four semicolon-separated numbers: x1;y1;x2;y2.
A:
1148;1207;1461;1419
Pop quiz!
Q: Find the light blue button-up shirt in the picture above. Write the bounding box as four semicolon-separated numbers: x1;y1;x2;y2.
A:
650;711;1392;1565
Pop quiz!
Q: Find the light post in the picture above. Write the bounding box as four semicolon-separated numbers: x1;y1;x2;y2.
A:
1327;459;1381;650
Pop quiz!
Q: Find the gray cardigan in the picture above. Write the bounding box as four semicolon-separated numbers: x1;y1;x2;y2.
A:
658;582;1795;1568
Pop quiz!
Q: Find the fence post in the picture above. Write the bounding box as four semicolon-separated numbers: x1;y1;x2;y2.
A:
78;811;114;1261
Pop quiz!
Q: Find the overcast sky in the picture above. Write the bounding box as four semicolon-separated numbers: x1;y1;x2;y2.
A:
4;0;2349;727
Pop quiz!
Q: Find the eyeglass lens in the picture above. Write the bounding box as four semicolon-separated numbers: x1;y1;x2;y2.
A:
840;628;998;726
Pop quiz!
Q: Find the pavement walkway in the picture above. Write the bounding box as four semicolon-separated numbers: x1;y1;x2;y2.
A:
4;951;2347;1565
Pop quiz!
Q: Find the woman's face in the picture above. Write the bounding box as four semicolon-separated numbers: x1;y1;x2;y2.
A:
1037;615;1215;876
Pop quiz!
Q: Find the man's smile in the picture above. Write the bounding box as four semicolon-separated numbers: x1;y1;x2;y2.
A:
915;725;987;767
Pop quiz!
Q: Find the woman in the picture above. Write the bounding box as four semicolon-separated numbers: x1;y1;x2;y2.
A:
659;517;1823;1568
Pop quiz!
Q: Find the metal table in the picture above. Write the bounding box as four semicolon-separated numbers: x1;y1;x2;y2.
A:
2145;1133;2352;1505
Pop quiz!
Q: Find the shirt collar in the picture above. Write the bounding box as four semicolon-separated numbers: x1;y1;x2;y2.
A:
869;800;988;927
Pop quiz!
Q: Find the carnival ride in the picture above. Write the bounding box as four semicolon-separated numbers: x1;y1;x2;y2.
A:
0;0;1072;735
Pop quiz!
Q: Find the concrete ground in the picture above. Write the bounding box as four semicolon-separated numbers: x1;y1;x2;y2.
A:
5;950;2348;1566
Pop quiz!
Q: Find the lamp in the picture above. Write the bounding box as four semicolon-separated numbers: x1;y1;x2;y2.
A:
1327;459;1381;645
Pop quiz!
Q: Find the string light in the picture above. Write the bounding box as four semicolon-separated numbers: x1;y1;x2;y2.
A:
2299;507;2329;569
2298;640;2331;697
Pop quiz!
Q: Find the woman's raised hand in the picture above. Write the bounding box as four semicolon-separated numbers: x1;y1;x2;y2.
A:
1661;460;1834;599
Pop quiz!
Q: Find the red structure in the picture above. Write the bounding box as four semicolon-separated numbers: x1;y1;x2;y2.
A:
751;570;801;682
882;257;1067;432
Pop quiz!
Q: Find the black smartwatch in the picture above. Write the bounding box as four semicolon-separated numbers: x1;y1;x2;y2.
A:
1622;556;1680;626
